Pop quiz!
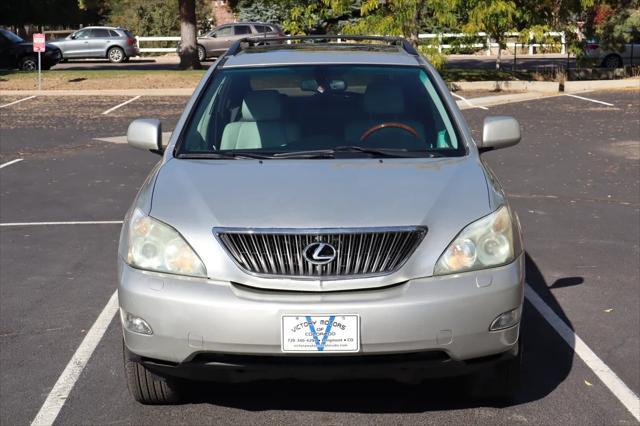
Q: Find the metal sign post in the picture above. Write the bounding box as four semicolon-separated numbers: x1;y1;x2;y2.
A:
33;33;46;90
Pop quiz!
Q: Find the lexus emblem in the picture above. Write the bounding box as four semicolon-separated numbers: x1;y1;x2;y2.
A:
303;242;337;265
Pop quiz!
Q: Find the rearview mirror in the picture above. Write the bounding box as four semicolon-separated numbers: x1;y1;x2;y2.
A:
127;119;163;153
479;116;521;153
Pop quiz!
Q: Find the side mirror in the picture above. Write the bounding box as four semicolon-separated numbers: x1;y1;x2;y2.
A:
127;119;163;153
479;116;521;153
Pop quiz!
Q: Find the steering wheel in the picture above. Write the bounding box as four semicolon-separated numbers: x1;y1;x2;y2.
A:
360;122;420;142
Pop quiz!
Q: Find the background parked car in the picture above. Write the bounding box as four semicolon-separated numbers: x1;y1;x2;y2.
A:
584;39;640;68
0;29;61;71
195;22;283;61
50;26;139;63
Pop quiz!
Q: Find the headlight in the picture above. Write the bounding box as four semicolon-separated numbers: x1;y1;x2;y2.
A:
126;209;207;277
434;206;518;275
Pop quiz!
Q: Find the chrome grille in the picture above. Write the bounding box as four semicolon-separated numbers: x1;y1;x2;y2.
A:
215;227;426;279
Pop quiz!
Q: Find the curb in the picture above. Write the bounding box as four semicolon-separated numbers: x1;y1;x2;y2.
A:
449;78;639;94
563;79;640;93
449;80;558;93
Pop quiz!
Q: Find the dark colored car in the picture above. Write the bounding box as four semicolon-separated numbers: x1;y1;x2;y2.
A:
0;29;61;71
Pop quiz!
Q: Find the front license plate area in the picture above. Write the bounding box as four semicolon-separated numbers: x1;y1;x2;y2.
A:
281;314;360;353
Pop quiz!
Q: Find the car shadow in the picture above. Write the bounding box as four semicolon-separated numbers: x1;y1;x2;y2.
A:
180;252;577;413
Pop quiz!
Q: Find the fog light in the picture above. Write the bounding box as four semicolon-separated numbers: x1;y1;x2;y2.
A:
489;307;521;331
120;309;153;335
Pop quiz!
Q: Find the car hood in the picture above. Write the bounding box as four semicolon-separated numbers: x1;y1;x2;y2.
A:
151;157;490;229
147;157;493;288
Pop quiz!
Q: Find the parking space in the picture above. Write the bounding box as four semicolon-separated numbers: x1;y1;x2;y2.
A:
0;96;188;161
0;90;638;424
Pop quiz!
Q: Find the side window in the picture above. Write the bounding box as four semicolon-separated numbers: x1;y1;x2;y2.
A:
215;26;233;37
108;30;120;38
234;25;252;35
75;29;91;39
254;25;269;33
0;35;9;47
91;29;110;38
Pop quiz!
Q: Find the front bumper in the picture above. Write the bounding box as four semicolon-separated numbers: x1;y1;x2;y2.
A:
43;50;62;66
128;344;519;383
119;254;524;368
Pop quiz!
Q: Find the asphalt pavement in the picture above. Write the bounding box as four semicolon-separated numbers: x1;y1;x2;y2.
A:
0;88;638;425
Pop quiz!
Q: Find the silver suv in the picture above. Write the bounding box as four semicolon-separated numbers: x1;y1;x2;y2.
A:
50;26;139;63
196;22;283;61
121;36;525;405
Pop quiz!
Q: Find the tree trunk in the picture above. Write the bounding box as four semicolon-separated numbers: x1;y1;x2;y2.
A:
178;0;201;70
496;40;502;70
409;0;426;48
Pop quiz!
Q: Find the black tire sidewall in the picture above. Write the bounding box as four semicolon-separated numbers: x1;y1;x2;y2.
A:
603;55;622;68
122;341;181;404
19;56;37;71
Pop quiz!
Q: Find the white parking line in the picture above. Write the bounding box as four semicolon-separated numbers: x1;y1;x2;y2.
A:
0;220;123;227
30;291;119;426
101;96;141;115
525;284;640;422
0;95;36;109
451;92;489;110
0;158;24;169
564;94;614;107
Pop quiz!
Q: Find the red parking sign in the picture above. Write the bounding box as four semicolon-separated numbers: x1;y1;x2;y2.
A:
33;33;45;52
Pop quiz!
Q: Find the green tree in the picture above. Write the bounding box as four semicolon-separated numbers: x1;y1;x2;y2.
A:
107;0;211;36
336;0;459;46
0;0;85;30
234;0;288;25
108;0;180;36
463;0;517;69
595;6;640;52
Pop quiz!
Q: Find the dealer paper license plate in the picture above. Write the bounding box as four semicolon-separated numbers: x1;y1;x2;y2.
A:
281;314;360;353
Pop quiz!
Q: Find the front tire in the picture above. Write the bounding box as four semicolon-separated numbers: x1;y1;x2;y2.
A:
19;56;37;71
197;45;206;62
467;338;522;402
123;342;182;405
108;46;126;63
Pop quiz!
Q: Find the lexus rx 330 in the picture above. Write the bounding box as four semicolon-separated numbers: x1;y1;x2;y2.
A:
119;36;525;404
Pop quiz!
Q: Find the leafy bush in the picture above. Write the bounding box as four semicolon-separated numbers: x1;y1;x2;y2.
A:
418;44;447;70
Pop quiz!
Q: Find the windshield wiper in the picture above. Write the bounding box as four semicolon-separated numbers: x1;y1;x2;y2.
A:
333;146;444;158
177;152;272;160
272;147;445;159
271;149;336;159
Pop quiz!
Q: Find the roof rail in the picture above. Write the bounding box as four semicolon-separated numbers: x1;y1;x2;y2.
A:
225;35;419;57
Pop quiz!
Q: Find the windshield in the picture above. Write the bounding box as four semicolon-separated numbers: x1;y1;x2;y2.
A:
1;29;24;43
178;65;463;158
